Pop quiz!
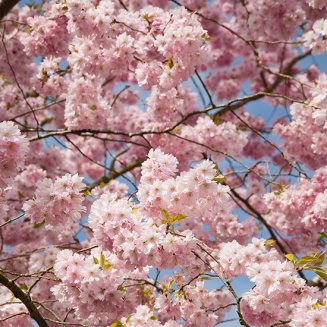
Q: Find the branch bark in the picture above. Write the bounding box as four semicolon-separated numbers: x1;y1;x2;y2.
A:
0;0;19;20
0;271;49;327
88;159;144;190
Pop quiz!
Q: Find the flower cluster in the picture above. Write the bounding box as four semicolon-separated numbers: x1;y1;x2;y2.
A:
138;149;256;243
23;174;86;227
213;238;327;327
121;305;179;327
264;166;327;251
21;15;69;57
303;19;327;54
154;282;233;326
0;121;29;187
135;6;209;90
274;101;327;169
89;192;197;269
0;0;327;326
52;248;148;325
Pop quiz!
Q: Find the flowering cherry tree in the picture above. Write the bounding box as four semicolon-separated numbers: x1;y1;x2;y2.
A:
0;0;327;326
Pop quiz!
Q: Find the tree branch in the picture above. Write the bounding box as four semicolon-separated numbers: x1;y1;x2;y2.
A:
88;159;144;190
0;271;48;327
0;0;19;20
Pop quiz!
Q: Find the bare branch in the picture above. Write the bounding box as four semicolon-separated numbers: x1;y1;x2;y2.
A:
0;272;48;327
0;0;19;20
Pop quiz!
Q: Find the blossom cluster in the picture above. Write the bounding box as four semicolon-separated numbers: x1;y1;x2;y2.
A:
0;0;327;326
213;238;327;327
0;121;29;187
52;248;150;325
23;174;86;227
137;149;256;243
264;166;327;251
274;73;327;169
303;19;327;54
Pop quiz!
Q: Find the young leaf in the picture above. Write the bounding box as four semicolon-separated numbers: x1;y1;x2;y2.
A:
313;252;325;266
200;276;212;281
285;253;295;262
88;105;97;111
80;188;92;197
160;208;170;219
19;283;28;291
319;232;327;240
264;239;276;247
164;58;174;69
160;208;186;224
33;220;45;229
109;321;123;327
100;252;112;270
168;278;175;289
312;267;327;281
213;175;225;183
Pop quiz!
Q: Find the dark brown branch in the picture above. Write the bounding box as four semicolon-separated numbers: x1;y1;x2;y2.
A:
0;272;48;327
0;0;19;20
118;0;128;11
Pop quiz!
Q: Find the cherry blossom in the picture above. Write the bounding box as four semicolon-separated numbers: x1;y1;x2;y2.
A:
0;0;326;326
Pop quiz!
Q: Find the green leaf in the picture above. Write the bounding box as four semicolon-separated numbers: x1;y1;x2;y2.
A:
295;256;316;266
80;188;92;197
160;208;186;225
117;285;126;292
170;214;186;223
273;183;285;196
213;175;225;183
312;300;323;309
313;252;325;266
312;267;327;281
33;220;45;229
109;321;123;327
100;252;112;270
88;105;97;111
168;278;175;289
143;13;151;21
164;58;174;69
40;116;54;126
285;253;294;262
200;276;212;281
200;32;210;41
264;239;276;247
160;208;170;219
19;283;28;291
295;252;325;267
142;288;152;297
125;315;132;324
93;256;99;264
319;232;327;239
